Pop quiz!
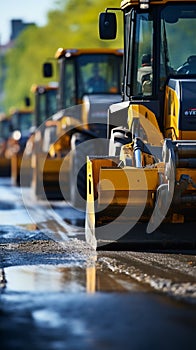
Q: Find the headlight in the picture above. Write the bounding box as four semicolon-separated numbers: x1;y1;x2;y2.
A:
12;130;21;141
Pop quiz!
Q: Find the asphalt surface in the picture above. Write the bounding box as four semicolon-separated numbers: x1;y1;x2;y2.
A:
0;178;196;350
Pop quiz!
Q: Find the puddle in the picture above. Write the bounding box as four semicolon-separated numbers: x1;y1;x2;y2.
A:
0;178;84;240
3;265;86;292
2;264;147;294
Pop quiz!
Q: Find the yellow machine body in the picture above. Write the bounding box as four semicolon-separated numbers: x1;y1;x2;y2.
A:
85;0;196;249
36;48;123;201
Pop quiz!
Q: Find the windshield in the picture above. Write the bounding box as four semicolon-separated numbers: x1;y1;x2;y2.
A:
129;5;196;97
77;54;122;97
12;112;33;132
39;89;57;124
132;12;153;96
63;53;122;108
47;90;58;117
161;5;196;85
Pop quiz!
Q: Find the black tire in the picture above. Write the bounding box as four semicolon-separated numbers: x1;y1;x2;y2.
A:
70;132;108;209
70;133;94;210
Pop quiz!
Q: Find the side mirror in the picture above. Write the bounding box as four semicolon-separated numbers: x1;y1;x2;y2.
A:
99;12;117;40
24;96;31;107
43;62;53;78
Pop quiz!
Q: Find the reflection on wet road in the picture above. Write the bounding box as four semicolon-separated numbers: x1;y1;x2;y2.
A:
2;264;147;293
3;265;86;292
0;178;85;242
1;263;196;350
1;284;196;350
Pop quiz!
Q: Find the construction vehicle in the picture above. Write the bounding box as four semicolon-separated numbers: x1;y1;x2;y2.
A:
0;113;11;176
34;48;123;202
5;107;34;186
22;83;58;188
31;82;58;127
85;0;196;249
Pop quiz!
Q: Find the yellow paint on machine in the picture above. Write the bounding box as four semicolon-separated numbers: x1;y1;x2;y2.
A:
98;167;159;206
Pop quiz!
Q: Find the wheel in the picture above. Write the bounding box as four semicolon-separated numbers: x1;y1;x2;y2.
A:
70;133;94;210
70;132;108;209
147;139;175;233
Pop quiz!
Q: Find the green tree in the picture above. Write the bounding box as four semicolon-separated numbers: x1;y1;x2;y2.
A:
2;0;122;112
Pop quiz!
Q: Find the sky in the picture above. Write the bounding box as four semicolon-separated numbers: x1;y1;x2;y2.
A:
0;0;57;45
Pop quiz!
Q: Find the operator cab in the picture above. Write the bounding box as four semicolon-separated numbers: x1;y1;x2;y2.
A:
123;3;196;99
43;49;123;110
61;52;123;109
100;2;196;131
100;1;196;98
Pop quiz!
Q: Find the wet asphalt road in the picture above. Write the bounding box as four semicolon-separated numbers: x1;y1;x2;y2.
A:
0;178;196;350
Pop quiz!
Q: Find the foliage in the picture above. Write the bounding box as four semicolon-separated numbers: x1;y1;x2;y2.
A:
2;0;123;112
